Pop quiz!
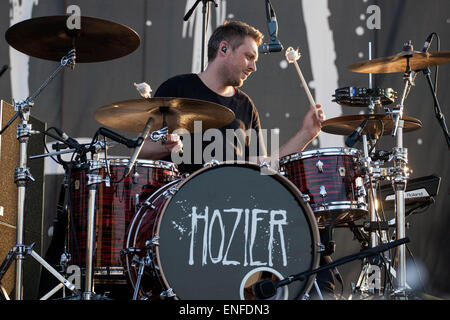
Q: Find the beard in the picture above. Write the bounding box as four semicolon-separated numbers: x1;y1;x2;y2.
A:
220;64;245;88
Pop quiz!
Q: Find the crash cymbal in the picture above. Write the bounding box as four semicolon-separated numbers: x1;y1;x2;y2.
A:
5;15;140;62
348;51;450;74
94;97;236;133
321;114;422;136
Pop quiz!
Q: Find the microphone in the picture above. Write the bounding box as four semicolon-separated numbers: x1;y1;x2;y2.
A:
125;118;154;177
345;119;368;147
53;127;82;149
253;279;278;300
98;127;138;148
0;65;8;77
421;33;434;53
260;0;283;55
259;41;283;54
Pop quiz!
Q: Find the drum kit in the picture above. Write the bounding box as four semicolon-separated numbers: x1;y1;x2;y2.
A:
0;14;448;301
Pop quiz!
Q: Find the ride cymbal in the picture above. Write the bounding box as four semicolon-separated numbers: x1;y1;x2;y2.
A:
5;15;140;62
348;51;450;74
94;97;236;133
321;114;422;137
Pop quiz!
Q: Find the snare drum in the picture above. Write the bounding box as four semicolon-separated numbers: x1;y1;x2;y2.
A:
279;148;367;227
123;162;320;300
68;158;179;283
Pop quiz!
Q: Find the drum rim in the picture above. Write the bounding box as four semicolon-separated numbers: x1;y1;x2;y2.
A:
124;177;182;292
152;160;321;300
279;147;361;165
73;157;179;171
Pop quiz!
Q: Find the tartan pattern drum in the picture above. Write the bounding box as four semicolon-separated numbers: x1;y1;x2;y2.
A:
68;158;179;282
280;148;368;227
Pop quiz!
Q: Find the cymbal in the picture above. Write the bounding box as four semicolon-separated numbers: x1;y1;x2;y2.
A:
5;15;140;62
321;114;422;136
94;97;236;133
348;51;450;74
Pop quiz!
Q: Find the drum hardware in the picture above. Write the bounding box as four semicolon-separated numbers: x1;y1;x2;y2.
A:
0;49;81;300
131;252;152;300
160;288;177;299
150;127;169;142
315;160;324;172
203;159;221;167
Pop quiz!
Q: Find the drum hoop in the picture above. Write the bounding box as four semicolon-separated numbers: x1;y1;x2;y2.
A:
154;161;321;300
74;157;179;172
312;201;368;211
279;147;361;165
124;177;183;292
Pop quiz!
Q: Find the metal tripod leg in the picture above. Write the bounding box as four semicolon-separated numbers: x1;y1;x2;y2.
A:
0;244;80;300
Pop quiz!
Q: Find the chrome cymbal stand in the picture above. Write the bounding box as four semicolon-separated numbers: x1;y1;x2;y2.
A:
389;42;414;299
82;159;104;300
0;50;79;300
352;42;392;298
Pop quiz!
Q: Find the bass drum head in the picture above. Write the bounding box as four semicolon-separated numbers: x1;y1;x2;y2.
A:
155;162;320;300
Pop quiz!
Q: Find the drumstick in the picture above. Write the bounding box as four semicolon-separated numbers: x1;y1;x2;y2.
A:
285;47;319;119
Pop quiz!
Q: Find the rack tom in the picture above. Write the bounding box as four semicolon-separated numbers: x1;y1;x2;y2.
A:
279;148;367;227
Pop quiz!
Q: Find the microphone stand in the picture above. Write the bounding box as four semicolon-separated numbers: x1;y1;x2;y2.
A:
419;67;450;150
184;0;218;72
254;238;410;300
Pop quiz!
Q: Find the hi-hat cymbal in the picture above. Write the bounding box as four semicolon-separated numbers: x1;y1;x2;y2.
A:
321;114;422;136
94;97;236;133
5;15;140;62
348;51;450;74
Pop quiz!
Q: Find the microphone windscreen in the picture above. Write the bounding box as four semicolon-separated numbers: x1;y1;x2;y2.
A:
252;279;277;300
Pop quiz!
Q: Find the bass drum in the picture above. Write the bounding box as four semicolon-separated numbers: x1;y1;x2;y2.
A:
123;162;320;300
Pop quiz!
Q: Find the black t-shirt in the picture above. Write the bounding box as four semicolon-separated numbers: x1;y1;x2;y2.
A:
154;73;266;173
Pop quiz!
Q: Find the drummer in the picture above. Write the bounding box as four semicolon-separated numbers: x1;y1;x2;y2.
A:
140;20;325;174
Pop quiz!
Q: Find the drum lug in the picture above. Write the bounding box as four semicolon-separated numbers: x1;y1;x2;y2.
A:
300;193;310;203
319;185;327;198
315;160;324;173
203;159;220;167
87;173;103;186
357;185;367;197
259;161;270;168
160;288;176;299
317;242;326;253
146;236;160;247
163;186;178;198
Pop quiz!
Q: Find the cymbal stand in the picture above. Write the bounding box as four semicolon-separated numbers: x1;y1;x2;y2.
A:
353;42;391;297
82;160;103;300
390;48;414;298
0;50;79;300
